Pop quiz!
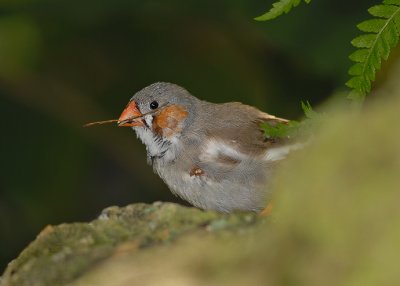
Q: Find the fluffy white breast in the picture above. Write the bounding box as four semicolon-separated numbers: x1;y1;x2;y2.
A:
134;114;181;165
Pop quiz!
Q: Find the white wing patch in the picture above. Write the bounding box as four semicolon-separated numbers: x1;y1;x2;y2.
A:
199;139;247;164
200;139;305;164
263;143;305;162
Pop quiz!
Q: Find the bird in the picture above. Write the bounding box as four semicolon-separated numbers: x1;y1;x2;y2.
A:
117;82;297;213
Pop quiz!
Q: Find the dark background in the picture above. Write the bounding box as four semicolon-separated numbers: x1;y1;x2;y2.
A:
0;0;377;271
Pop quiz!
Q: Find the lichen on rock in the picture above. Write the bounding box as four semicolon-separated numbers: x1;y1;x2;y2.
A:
2;63;400;286
0;202;258;286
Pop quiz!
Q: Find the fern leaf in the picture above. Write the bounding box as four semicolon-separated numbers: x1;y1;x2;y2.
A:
261;120;300;139
255;0;312;21
301;101;319;119
261;101;320;139
346;0;400;101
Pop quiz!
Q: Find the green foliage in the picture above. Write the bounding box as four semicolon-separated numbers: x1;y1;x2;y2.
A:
346;0;400;101
255;0;312;21
261;101;321;139
300;101;319;120
261;120;300;139
256;0;400;103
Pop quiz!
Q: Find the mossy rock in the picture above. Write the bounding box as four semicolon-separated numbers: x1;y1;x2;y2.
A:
0;203;258;286
66;89;400;285
2;76;400;285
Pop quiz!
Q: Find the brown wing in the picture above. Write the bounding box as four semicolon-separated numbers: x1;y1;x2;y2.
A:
200;102;289;156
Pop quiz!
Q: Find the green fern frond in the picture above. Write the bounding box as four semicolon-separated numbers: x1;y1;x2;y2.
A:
301;101;319;120
346;0;400;101
255;0;312;21
261;120;300;139
261;101;320;139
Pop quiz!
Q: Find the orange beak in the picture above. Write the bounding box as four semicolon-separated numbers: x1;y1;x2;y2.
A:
117;101;145;127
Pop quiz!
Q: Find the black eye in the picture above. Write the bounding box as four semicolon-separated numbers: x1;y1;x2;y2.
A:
150;101;159;110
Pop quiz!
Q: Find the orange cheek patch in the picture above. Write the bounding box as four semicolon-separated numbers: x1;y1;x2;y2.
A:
153;105;188;138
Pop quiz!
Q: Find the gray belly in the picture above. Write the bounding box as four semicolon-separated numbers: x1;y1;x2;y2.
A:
153;163;268;213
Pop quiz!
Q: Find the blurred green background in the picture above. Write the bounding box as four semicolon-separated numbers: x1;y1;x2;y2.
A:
0;0;377;271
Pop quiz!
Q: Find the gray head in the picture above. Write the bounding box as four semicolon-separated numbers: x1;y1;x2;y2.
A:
117;82;199;162
118;82;198;138
129;82;196;116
